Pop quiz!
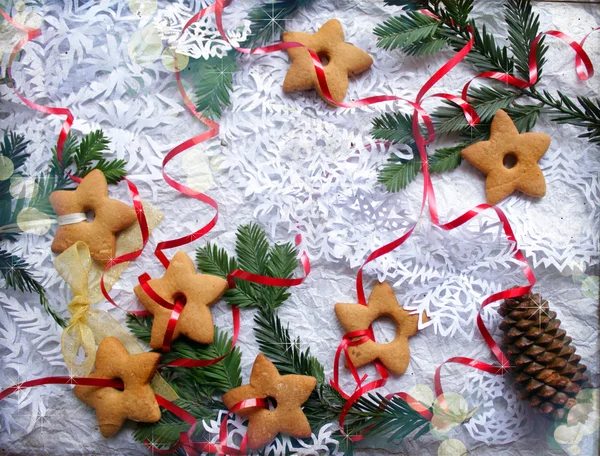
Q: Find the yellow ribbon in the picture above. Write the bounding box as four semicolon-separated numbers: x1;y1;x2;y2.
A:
56;241;177;401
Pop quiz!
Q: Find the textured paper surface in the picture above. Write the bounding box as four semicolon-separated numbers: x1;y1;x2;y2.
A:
0;0;598;455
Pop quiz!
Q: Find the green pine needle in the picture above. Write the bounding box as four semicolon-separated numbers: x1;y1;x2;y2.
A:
254;305;324;382
428;145;464;173
403;37;448;56
378;152;422;192
505;0;547;81
196;242;238;278
505;103;542;132
371;112;415;145
0;249;66;327
352;393;431;441
196;223;298;310
88;158;128;183
242;0;317;48
0;132;31;241
374;12;440;51
236;223;270;275
73;129;109;170
194;55;237;120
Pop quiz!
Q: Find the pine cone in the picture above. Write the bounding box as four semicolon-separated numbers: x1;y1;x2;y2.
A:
498;293;593;420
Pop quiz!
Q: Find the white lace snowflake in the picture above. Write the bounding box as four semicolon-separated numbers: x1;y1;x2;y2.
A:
153;1;252;60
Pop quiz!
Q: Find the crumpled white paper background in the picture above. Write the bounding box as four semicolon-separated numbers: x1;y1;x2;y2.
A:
0;0;598;455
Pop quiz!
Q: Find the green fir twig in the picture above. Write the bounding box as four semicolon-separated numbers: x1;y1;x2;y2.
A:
373;0;599;190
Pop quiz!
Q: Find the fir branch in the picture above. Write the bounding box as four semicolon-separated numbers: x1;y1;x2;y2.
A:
236;223;270;275
193;55;237;120
442;0;473;28
51;130;127;185
428;145;464;173
378;152;422;192
88;158;128;183
383;0;428;9
374;12;440;51
350;393;431;441
403;37;448;56
196;223;298;310
371;111;414;145
526;88;600;144
0;132;31;241
404;1;514;74
254;305;324;382
195;243;238;278
0;249;66;327
73;129;109;171
133;397;223;450
505;0;547;81
50;132;78;175
505;102;542;132
242;0;317;48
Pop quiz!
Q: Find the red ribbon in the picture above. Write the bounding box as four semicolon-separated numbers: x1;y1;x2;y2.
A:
0;376;124;401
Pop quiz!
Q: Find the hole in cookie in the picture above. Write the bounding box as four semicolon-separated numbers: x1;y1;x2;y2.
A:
172;292;187;306
266;396;278;410
503;153;518;169
317;51;330;67
371;316;397;344
85;210;95;222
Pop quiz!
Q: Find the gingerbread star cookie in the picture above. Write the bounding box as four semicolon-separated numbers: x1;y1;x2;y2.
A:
73;337;161;437
282;19;373;104
49;169;137;264
334;282;427;375
133;250;228;349
222;354;316;450
461;109;551;205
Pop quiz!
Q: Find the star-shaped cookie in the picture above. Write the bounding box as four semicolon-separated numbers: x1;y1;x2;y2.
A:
222;354;316;450
73;337;161;437
282;19;373;104
334;282;426;375
133;250;228;349
461;109;551;205
49;169;137;264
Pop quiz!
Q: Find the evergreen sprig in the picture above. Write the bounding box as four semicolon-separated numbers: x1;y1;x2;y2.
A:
57;130;127;184
196;223;296;310
373;0;600;190
190;54;238;120
378;152;422;192
0;249;67;327
242;0;317;48
254;305;324;381
0;132;65;326
505;0;547;80
0;132;31;241
374;12;440;51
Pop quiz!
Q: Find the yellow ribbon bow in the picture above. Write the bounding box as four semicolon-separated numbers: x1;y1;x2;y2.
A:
56;241;177;400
